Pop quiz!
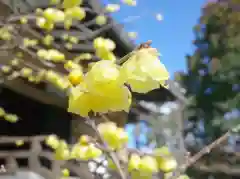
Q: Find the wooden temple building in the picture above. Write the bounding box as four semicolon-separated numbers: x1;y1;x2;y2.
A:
0;0;184;140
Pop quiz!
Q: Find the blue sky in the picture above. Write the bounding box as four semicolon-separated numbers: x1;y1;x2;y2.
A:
101;0;206;148
125;121;149;148
100;1;239;149
102;0;206;77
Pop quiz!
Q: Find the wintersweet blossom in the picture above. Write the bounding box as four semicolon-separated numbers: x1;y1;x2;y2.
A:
85;60;124;94
68;61;132;116
68;83;131;117
121;48;169;93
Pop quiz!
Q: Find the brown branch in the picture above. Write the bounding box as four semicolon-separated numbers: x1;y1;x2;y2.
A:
184;131;231;168
170;131;231;179
117;40;152;65
0;41;17;50
0;135;47;143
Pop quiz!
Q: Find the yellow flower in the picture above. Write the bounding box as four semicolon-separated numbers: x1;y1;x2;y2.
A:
68;82;131;117
93;37;116;52
121;48;169;93
62;0;83;9
154;146;177;173
123;0;137;6
104;85;131;112
97;122;129;149
105;4;120;13
68;69;84;85
157;157;177;173
15;140;24;146
67;46;169;117
85;60;124;94
68;83;91;117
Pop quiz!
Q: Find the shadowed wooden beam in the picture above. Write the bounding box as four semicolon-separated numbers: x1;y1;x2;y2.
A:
3;79;67;108
193;161;240;176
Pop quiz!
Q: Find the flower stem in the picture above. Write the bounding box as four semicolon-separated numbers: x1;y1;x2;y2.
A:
85;117;126;179
117;40;152;65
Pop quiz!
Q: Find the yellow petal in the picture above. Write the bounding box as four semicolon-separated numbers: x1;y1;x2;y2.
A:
68;85;91;117
120;48;169;93
62;0;82;9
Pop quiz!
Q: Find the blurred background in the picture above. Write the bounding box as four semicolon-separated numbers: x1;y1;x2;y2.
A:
0;0;239;179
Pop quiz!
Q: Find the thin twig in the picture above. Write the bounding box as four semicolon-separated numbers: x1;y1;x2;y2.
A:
117;40;152;65
170;130;231;179
184;131;231;168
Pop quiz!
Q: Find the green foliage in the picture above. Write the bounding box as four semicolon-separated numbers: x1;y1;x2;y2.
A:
179;0;240;140
232;124;240;133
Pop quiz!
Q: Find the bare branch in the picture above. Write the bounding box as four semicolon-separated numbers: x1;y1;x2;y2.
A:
184;131;231;169
170;131;231;179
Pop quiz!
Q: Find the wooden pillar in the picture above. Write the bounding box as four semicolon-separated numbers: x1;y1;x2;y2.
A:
29;138;41;172
51;160;63;179
5;155;18;174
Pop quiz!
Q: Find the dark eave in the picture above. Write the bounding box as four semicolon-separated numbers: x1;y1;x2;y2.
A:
133;80;187;103
133;88;175;102
88;0;135;55
108;23;135;54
